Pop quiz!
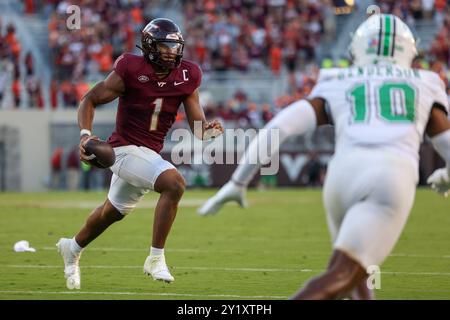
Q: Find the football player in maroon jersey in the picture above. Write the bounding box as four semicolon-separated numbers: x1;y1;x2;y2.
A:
56;18;223;289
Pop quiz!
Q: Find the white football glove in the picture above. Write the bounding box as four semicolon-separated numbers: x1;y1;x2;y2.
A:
427;168;450;197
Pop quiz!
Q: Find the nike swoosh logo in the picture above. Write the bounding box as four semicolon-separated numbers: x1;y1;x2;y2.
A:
174;81;185;86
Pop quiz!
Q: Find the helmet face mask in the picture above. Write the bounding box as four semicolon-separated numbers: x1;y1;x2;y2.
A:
350;14;418;68
141;18;184;70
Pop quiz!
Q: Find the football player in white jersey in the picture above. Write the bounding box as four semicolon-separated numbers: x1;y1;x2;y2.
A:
198;13;450;299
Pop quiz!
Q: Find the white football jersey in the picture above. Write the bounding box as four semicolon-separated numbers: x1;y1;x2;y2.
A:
309;64;449;167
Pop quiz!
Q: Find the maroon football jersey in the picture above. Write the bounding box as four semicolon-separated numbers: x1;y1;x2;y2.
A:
107;53;202;153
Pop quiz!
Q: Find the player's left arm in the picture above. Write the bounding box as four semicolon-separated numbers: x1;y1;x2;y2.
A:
183;88;224;140
425;105;450;196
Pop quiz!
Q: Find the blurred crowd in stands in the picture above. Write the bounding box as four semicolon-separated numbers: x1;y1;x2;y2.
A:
0;0;448;128
1;0;444;190
0;20;44;109
182;0;336;74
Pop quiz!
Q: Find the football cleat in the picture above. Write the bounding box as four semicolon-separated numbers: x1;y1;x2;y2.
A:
197;181;248;216
143;255;174;283
56;238;81;290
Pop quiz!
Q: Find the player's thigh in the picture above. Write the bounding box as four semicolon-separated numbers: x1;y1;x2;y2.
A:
110;145;175;190
333;163;417;269
323;155;353;242
107;173;149;215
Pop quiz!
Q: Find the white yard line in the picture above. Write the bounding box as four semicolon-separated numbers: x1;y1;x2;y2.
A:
0;290;285;299
3;264;450;276
38;246;450;258
41;246;205;253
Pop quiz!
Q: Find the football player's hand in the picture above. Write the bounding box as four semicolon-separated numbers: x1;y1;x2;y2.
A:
203;120;224;140
79;134;99;163
427;167;450;197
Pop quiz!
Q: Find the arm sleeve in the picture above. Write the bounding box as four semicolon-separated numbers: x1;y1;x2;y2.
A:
231;99;317;185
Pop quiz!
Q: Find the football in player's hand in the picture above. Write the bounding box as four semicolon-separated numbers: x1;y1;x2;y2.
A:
84;139;116;169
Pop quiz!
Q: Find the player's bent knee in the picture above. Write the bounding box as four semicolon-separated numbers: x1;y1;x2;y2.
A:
155;169;186;197
328;250;367;285
167;174;186;198
103;199;126;221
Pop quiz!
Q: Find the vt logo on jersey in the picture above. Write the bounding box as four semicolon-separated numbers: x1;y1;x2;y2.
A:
158;82;167;87
138;75;150;83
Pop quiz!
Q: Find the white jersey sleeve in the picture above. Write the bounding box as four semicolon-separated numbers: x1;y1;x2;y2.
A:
420;70;449;114
308;68;341;103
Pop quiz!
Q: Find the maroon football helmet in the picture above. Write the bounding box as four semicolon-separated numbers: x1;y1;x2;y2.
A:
140;18;184;69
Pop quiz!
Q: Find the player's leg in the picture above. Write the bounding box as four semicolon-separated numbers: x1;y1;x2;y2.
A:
111;146;180;282
290;162;365;300
56;174;130;290
198;99;317;215
152;169;186;249
292;199;412;299
75;199;124;247
325;250;374;300
348;275;375;300
291;249;368;300
140;169;186;282
142;169;184;283
292;150;417;299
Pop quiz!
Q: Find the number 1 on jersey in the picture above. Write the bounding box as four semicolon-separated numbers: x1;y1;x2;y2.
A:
149;98;163;131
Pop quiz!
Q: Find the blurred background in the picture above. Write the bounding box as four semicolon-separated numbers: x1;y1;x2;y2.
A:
0;0;448;192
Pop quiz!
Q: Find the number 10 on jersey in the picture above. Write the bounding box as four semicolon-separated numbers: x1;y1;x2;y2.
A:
349;82;417;123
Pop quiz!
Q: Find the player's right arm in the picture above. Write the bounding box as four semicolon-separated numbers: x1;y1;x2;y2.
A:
229;97;329;186
307;98;331;126
77;71;125;161
425;106;450;196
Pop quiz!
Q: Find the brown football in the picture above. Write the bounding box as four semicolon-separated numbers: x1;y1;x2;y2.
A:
84;139;116;169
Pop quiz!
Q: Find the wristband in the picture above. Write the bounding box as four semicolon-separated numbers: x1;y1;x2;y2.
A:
80;129;92;137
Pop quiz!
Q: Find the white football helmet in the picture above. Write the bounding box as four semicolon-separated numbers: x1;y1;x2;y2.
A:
350;14;418;68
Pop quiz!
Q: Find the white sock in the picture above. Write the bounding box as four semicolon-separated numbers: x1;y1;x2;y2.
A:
150;247;164;257
71;237;83;255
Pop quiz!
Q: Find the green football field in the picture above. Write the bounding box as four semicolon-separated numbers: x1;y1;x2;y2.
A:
0;188;449;300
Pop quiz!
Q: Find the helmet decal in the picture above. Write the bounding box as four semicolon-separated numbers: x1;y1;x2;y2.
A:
350;14;417;68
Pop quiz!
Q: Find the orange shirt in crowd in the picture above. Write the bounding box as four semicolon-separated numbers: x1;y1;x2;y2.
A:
50;81;59;109
75;81;90;101
12;79;21;98
435;0;447;11
270;44;282;75
195;41;208;64
5;32;17;47
130;7;144;25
